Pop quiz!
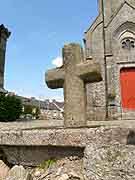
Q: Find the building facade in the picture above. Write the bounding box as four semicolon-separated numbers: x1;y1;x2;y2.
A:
84;0;135;120
16;95;64;120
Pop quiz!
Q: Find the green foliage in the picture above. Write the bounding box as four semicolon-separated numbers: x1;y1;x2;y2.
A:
38;159;56;170
0;93;23;121
23;105;40;119
23;105;33;115
33;107;40;119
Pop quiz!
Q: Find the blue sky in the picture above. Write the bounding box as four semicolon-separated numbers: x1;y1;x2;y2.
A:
1;0;98;101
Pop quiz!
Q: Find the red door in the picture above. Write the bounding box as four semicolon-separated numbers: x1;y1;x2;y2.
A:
120;68;135;109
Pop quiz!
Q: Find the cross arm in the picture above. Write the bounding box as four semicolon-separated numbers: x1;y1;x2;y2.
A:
76;62;102;83
45;67;65;89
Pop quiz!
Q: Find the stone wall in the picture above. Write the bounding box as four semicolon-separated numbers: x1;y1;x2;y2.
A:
0;126;135;179
40;110;64;120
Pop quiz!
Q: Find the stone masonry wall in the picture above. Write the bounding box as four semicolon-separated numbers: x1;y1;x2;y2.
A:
85;1;135;121
0;127;135;179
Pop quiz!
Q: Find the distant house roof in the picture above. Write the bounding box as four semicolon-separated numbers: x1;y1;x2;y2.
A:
13;94;64;111
51;100;64;111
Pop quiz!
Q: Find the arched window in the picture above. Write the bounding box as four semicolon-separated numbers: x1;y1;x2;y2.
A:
121;38;135;50
120;31;135;50
113;22;135;50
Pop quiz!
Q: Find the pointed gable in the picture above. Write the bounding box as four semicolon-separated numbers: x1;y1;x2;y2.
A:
126;0;135;8
107;1;135;29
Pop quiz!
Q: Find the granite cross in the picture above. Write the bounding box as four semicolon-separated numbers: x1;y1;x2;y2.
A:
45;43;102;127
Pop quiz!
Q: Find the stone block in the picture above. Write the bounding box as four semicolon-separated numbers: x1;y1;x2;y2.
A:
6;165;31;180
0;160;9;180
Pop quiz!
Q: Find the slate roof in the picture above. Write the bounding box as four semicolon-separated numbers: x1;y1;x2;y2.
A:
15;95;64;111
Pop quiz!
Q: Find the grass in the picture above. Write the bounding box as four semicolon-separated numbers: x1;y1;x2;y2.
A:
38;159;56;170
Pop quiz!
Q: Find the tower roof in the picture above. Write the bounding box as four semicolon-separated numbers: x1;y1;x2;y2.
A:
0;24;11;38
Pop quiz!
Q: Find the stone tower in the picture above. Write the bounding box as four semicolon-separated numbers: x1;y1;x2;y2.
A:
84;0;135;121
0;24;11;89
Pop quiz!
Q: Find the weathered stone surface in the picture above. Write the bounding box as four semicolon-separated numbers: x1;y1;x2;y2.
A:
76;61;101;83
56;174;69;180
46;67;65;89
46;43;101;127
0;126;134;179
31;155;83;180
2;145;83;166
6;165;31;180
0;119;64;131
0;160;9;180
0;123;134;147
84;144;135;180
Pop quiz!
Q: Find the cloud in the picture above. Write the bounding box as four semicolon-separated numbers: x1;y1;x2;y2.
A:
52;57;63;67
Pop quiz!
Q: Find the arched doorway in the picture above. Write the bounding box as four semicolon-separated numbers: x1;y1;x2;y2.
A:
120;68;135;110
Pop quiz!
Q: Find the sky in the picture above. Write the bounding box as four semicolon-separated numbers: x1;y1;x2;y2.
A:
1;0;98;101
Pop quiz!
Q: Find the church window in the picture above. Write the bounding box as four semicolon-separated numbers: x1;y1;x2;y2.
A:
121;39;135;50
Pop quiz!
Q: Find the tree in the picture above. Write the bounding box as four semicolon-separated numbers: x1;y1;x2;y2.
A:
23;105;33;115
32;107;40;119
23;105;40;119
0;93;23;121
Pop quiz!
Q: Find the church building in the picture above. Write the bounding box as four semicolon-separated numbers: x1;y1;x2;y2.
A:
84;0;135;120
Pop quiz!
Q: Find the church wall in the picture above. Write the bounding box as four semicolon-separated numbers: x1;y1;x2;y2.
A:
85;0;135;121
84;14;103;58
111;0;125;14
128;0;135;7
105;3;135;120
86;22;107;121
101;0;124;25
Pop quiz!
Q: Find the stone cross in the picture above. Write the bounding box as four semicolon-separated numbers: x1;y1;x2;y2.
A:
45;43;102;127
0;24;11;88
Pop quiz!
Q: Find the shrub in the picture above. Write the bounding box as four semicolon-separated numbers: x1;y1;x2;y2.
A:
23;105;40;119
38;159;56;170
23;105;33;115
0;93;23;121
33;107;40;119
